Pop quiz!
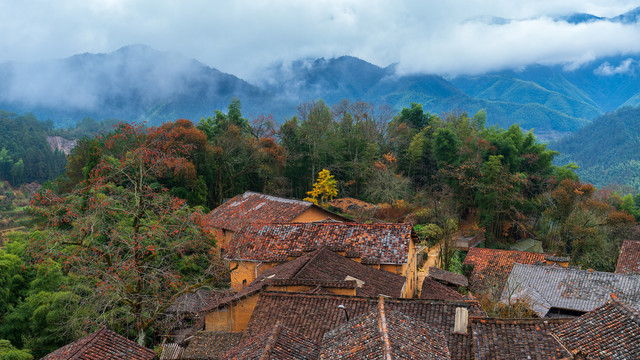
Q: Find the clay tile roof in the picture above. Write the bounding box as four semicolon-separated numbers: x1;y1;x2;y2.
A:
181;332;243;359
616;240;640;274
552;300;640;359
225;222;416;265
502;264;640;317
470;317;571;359
328;197;377;213
203;247;406;313
428;267;469;287
166;289;226;314
205;191;325;232
41;327;156;360
420;277;465;301
223;323;318;360
320;302;451;359
462;247;547;293
244;291;485;360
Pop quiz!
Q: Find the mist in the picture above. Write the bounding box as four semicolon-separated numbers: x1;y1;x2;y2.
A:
1;1;640;80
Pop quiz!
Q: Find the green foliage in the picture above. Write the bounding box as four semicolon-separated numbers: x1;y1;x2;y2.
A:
0;340;32;360
434;128;461;166
0;111;67;185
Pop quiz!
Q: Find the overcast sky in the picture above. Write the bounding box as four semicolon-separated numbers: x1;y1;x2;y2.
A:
2;0;640;79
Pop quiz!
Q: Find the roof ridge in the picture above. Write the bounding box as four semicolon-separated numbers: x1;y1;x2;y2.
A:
244;191;313;207
288;247;324;279
259;322;283;360
262;222;409;227
377;297;392;360
260;290;482;307
68;327;107;360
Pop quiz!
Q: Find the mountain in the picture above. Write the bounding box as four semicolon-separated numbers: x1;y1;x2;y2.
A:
0;45;285;127
2;40;640;141
550;106;640;189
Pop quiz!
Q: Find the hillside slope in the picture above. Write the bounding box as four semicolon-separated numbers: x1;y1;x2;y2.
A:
550;106;640;189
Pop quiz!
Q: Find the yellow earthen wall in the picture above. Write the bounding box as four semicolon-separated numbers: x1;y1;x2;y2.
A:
291;207;346;223
204;293;260;332
229;261;277;289
211;228;236;256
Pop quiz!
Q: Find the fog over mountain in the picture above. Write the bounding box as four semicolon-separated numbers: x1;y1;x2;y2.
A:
2;2;640;79
2;5;640;139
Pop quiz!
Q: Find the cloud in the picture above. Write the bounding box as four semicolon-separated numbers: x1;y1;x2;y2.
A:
594;58;636;76
1;0;640;79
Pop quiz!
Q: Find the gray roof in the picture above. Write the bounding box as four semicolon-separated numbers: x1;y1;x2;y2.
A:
501;264;640;317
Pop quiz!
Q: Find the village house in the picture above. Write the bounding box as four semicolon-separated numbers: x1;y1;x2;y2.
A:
551;299;640;359
502;263;640;317
462;247;554;295
241;291;485;360
224;222;420;295
162;293;640;359
615;239;640;274
428;266;469;289
204;191;349;253
470;317;572;359
317;299;451;359
201;246;407;333
222;323;319;360
420;277;466;301
179;332;243;360
42;327;156;360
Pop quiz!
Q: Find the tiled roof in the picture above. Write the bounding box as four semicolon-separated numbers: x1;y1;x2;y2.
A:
320;300;451;359
470;317;571;359
616;240;640;274
225;222;416;265
244;291;485;360
502;264;640;317
205;191;314;232
552;300;640;359
41;327;156;360
328;197;377;213
463;248;547;293
428;267;469;287
420;277;465;301
203;247;406;313
166;289;225;313
181;332;242;359
223;323;318;360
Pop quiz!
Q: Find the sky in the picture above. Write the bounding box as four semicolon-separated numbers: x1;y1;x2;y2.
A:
2;0;640;80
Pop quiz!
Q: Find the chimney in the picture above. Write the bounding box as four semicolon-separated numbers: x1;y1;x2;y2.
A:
453;307;468;334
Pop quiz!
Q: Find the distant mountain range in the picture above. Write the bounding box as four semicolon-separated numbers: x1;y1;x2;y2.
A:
550;106;640;189
1;7;640;140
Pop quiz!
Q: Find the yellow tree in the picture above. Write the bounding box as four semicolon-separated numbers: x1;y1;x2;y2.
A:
304;169;338;206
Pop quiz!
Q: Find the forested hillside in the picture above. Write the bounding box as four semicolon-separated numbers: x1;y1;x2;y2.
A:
0;100;637;357
551;106;640;189
0;111;67;185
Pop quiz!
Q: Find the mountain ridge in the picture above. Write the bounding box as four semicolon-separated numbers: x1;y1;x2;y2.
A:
1;44;640;140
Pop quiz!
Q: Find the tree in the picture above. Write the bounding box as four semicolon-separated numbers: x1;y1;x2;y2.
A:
364;153;411;204
0;340;32;360
304;169;338;207
30;123;228;345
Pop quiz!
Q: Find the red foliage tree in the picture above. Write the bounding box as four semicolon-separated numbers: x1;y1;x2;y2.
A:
30;122;227;345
